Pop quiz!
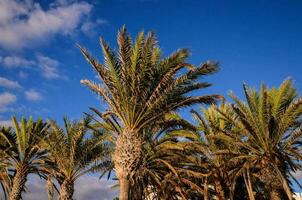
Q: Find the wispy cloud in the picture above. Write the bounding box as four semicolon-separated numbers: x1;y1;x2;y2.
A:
19;71;28;79
81;18;108;37
25;89;43;102
0;56;35;68
0;0;93;50
1;54;66;80
0;76;22;89
0;92;17;112
36;54;62;79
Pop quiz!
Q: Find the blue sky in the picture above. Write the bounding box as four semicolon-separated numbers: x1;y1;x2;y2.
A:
1;0;302;124
0;0;302;198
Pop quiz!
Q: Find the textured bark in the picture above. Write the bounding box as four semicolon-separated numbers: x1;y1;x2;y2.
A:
259;167;284;200
214;178;226;200
270;188;282;200
9;165;28;200
112;129;143;200
119;177;130;200
58;179;74;200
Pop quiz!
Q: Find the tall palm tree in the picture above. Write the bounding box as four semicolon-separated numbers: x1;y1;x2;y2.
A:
79;26;220;199
0;116;49;200
44;117;111;200
221;80;302;200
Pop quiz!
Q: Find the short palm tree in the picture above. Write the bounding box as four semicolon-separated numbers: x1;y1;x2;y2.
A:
44;117;111;200
172;102;244;200
222;80;302;200
0;116;49;200
79;26;220;199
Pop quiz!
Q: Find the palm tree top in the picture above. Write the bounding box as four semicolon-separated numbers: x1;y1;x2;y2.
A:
0;116;49;165
79;26;221;132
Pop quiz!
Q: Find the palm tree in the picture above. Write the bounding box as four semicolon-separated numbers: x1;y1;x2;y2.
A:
0;116;49;200
79;26;220;199
221;80;302;200
44;117;111;200
0;128;12;200
178;102;240;200
128;112;202;199
93;110;202;199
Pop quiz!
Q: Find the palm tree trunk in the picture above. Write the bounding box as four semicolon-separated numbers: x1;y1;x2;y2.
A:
58;179;74;200
214;178;225;200
9;165;28;200
119;176;130;200
113;129;143;200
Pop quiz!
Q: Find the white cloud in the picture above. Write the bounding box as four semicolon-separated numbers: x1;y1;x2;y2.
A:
36;54;61;79
81;18;108;36
0;92;17;112
1;54;66;80
25;89;43;101
0;76;22;89
19;71;28;79
0;0;92;50
0;174;118;200
0;56;35;68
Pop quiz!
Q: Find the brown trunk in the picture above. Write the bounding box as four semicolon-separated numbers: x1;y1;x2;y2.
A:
214;178;226;200
9;165;28;200
112;129;143;200
119;176;130;200
112;129;142;200
58;179;74;200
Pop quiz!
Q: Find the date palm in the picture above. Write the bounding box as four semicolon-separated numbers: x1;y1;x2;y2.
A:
0;130;12;200
93;110;202;199
79;26;220;199
44;117;111;200
180;102;240;200
223;80;302;200
128;112;202;199
0;116;49;200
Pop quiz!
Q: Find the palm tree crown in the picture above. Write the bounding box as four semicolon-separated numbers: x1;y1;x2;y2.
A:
0;116;49;200
222;80;302;200
45;117;110;200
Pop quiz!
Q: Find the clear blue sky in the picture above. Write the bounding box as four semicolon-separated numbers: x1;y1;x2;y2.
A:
0;0;302;196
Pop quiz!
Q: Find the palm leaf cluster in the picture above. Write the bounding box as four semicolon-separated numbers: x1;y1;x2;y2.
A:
0;117;110;200
0;27;302;200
